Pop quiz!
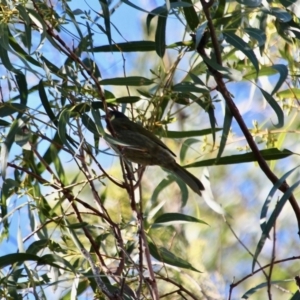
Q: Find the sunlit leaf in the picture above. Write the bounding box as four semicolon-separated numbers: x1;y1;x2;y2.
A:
99;77;154;86
224;32;259;74
185;148;293;168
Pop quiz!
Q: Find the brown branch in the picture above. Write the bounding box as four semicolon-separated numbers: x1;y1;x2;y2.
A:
198;0;300;235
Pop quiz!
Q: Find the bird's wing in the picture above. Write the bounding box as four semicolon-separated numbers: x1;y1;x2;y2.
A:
132;123;176;157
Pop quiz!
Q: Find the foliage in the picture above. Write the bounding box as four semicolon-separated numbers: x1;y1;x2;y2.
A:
0;0;300;299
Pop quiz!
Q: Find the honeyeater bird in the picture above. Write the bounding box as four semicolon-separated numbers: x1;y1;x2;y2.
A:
105;110;204;196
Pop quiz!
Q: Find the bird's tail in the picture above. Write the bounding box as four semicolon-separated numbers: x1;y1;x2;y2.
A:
170;163;204;196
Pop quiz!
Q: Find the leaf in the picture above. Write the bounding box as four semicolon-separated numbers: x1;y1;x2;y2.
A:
277;88;300;99
8;27;40;67
184;148;293;168
260;166;300;232
244;27;266;46
81;57;101;78
172;82;209;93
91;41;156;52
99;0;112;46
173;175;189;207
0;253;42;268
202;55;243;81
244;66;278;80
242;279;294;299
108;96;141;103
194;21;207;49
16;5;32;53
148;241;201;272
15;74;28;119
0;119;19;179
26;239;49;255
159;128;222;139
235;0;262;7
151;178;173;204
58;108;73;152
259;88;284;128
224;32;259;74
252;180;300;271
180;138;199;162
0;103;27;117
122;0;153;14
182;0;199;30
271;64;288;95
216;105;232;161
81;113;99;135
153;213;208;225
99;76;154;86
266;7;292;22
39;80;57;125
27;9;47;52
155;8;168;57
0;42;22;74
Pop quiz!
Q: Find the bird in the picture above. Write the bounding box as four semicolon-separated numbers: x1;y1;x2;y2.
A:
105;110;204;196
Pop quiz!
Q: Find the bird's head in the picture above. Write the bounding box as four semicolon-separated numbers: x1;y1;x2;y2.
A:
106;110;128;121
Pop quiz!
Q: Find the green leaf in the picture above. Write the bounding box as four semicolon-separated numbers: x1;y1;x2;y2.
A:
242;279;294;299
15;74;28;119
82;57;101;78
235;0;262;7
146;6;166;33
265;7;292;22
260;166;299;232
173;175;189;207
194;21;207;49
148;241;201;272
100;76;153;86
39;254;75;272
39;80;57;125
244;66;278;80
252;180;300;271
82;113;99;135
0;253;42;268
8;26;40;66
27;9;47;51
214;0;226;18
155;8;168;57
153;213;208;225
185;148;293;168
159;128;222;138
172;82;209;93
108;96;141;104
271;64;288;95
202;55;242;81
216;105;232;161
99;0;112;46
180;138;199;162
0;119;19;179
277;88;300;99
224;32;259;74
151;178;173;204
91;41;156;52
58;108;73;151
0;43;22;74
26;239;49;255
182;0;199;31
0;103;27;117
259;88;284;128
122;0;152;14
244;27;266;46
16;5;32;53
